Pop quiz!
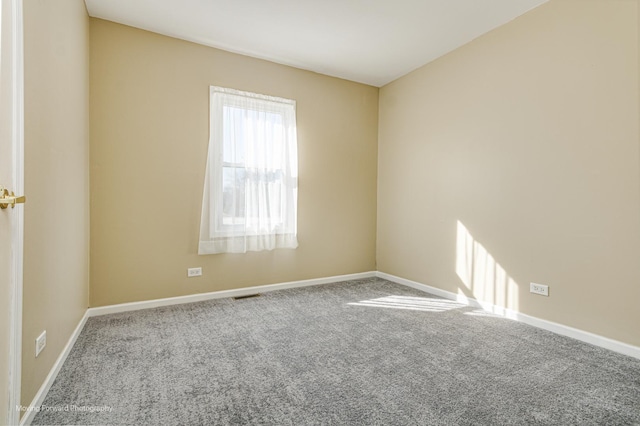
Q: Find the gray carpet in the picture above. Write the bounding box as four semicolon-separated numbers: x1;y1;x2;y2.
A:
32;278;640;425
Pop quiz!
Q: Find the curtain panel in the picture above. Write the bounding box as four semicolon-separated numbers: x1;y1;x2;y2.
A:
199;87;298;254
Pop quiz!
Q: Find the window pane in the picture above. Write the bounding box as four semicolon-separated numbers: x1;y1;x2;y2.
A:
265;112;284;170
244;170;285;226
222;106;246;165
222;167;245;226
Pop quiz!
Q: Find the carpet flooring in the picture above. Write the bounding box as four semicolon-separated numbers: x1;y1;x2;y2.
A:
32;278;640;425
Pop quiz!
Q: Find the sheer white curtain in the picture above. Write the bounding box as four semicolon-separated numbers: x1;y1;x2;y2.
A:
199;86;298;254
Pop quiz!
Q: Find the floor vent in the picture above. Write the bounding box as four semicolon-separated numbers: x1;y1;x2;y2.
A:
233;294;261;300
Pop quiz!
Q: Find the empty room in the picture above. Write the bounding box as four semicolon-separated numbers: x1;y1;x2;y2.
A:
1;0;639;424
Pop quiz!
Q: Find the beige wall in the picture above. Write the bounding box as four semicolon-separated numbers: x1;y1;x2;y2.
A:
89;19;378;307
22;0;90;408
378;0;640;346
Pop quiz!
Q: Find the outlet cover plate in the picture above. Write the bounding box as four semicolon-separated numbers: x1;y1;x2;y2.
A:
35;330;46;357
187;267;202;277
530;282;549;296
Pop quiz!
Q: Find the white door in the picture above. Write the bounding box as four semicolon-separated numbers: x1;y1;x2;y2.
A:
0;0;24;424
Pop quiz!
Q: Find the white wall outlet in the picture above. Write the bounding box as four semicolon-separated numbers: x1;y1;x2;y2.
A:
35;331;46;357
187;267;202;277
530;282;549;296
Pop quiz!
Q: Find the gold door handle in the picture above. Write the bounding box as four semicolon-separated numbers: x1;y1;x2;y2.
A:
0;187;26;209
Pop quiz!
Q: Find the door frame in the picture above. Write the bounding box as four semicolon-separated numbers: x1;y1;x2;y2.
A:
7;0;24;424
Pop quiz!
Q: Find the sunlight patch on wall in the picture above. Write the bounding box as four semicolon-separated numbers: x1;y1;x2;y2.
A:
348;295;466;313
455;221;519;311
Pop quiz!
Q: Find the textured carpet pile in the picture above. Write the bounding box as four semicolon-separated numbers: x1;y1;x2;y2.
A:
33;278;640;425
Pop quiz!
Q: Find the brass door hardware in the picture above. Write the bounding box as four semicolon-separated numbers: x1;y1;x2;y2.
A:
0;186;26;209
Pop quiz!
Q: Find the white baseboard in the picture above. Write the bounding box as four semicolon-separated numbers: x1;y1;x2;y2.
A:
88;271;377;317
377;271;640;360
19;310;89;426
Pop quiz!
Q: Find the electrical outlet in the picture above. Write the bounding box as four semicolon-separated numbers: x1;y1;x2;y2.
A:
35;331;46;357
530;282;549;296
187;267;202;277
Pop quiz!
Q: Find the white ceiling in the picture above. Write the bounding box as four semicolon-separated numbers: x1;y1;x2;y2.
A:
84;0;547;87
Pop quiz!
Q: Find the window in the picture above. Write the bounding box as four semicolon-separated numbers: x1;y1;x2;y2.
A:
198;86;298;254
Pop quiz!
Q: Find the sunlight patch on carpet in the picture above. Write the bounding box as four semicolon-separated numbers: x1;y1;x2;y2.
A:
348;295;466;312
